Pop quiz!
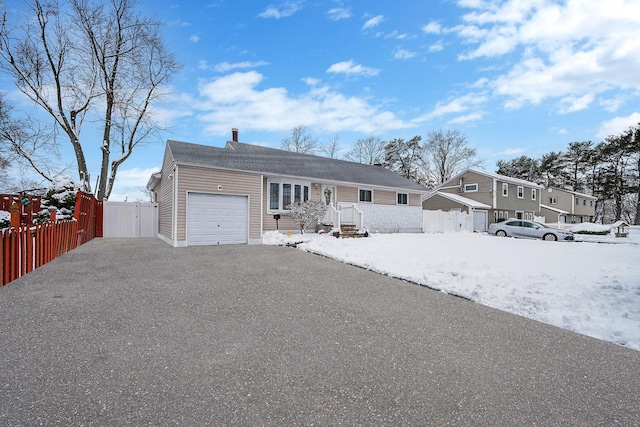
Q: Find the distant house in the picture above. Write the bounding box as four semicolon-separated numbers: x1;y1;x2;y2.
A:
147;130;428;246
422;169;543;231
539;187;596;224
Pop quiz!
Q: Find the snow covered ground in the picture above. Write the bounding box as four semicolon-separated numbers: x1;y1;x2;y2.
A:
263;226;640;351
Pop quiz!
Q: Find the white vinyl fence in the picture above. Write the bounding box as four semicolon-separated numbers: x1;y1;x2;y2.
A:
423;210;473;233
103;201;158;238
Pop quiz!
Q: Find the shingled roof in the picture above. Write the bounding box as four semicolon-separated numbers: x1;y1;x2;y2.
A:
167;140;428;193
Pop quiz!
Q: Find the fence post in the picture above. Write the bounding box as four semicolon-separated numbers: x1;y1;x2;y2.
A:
10;202;20;229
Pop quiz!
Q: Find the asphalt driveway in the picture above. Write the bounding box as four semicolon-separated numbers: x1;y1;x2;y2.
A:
1;238;639;426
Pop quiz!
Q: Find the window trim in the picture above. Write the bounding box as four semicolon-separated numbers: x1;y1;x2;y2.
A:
464;183;478;192
358;188;373;203
396;192;408;205
502;183;508;197
548;196;558;205
267;178;310;212
531;188;537;201
517;186;524;199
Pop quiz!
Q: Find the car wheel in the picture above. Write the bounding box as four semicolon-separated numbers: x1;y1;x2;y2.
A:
496;230;507;237
543;233;557;241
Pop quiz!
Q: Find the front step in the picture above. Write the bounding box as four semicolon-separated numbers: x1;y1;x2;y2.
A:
340;224;368;238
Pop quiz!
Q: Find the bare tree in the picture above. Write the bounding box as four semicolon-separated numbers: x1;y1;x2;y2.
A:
321;134;341;158
0;94;62;184
281;125;319;154
424;129;481;185
0;0;181;199
344;136;385;165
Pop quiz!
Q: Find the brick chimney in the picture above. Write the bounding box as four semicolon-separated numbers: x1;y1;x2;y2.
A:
232;128;239;142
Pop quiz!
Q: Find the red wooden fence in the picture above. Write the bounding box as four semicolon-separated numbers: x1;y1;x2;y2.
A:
0;190;103;287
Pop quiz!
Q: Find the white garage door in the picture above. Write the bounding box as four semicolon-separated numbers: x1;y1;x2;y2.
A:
187;193;248;245
473;210;487;232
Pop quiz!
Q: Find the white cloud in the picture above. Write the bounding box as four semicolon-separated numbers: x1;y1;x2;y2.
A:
328;7;351;21
448;111;484;124
189;34;200;43
362;15;384;30
428;41;444;53
422;21;442;34
413;94;487;123
326;60;379;77
451;0;640;111
213;61;269;73
597;112;640;138
192;71;412;135
258;1;303;19
109;167;159;202
393;49;416;60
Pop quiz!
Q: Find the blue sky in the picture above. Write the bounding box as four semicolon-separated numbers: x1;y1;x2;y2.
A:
3;0;640;200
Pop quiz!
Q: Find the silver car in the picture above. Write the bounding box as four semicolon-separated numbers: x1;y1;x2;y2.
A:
488;219;574;241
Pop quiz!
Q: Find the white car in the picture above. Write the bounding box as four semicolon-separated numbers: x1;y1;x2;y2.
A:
488;219;574;241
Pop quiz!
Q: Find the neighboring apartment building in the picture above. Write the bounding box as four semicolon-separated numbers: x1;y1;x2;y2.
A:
423;169;543;231
539;187;597;224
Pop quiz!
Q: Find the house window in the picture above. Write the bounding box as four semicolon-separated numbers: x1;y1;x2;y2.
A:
269;182;279;210
359;188;373;203
464;183;478;192
531;188;537;201
498;211;503;219
590;200;593;207
576;197;579;205
397;193;408;205
548;197;557;205
583;199;586;206
517;186;524;199
503;211;509;219
494;211;498;222
268;179;310;211
502;183;508;197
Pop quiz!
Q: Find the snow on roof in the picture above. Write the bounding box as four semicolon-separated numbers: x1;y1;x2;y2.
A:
427;191;492;209
540;204;569;214
547;187;597;199
611;220;629;228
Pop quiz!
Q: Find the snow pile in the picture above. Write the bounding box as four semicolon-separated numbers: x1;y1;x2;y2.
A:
294;228;640;351
261;230;316;246
570;222;611;234
0;209;10;229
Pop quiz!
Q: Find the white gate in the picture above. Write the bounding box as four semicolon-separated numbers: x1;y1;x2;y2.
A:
103;201;158;238
423;210;473;233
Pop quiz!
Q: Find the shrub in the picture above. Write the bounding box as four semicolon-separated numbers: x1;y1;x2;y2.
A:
286;200;328;234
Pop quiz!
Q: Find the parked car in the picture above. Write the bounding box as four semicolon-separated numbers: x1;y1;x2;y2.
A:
488;219;574;241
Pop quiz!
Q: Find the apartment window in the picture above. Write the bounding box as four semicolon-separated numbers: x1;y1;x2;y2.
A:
359;188;373;203
502;183;508;197
494;211;498;222
548;197;557;205
464;183;478;192
498;211;504;219
583;199;586;206
517;186;524;199
503;211;509;219
268;179;310;211
590;200;593;207
576;197;579;205
531;188;537;201
397;193;408;205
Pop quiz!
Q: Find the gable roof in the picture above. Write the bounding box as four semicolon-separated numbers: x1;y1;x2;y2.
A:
442;168;544;190
425;191;491;209
167;140;428;193
546;187;597;200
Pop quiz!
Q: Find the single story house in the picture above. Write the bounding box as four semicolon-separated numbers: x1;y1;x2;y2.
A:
539;187;597;224
147;130;428;246
423;169;544;230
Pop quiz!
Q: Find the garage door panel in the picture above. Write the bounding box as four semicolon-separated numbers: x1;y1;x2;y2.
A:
187;193;248;245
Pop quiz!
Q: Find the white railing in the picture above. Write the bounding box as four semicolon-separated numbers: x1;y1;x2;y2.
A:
340;204;364;230
322;203;341;229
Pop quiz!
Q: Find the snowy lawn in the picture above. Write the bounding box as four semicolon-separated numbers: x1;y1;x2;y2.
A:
263;227;640;351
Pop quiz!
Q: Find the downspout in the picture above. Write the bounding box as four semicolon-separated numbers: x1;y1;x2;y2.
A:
492;179;497;209
260;175;264;242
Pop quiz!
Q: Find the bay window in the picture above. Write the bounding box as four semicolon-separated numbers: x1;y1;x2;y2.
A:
268;179;310;211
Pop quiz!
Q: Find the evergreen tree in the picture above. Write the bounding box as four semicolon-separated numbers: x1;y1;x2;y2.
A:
35;176;77;223
383;136;428;186
495;156;541;183
563;141;594;192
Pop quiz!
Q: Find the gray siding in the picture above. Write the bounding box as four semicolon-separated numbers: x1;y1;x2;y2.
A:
422;194;470;213
497;179;539;212
440;171;494;206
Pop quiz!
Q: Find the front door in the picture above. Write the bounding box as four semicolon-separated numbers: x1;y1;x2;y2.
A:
322;185;336;206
